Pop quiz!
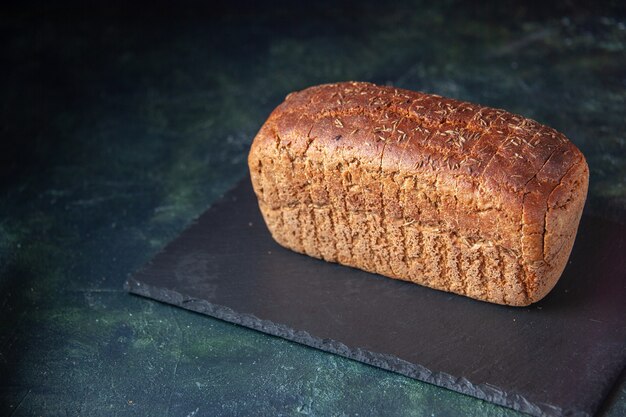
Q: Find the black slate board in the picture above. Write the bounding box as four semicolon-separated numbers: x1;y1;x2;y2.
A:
126;177;626;417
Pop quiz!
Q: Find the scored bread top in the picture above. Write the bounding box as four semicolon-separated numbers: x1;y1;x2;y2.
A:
267;81;583;195
249;81;589;304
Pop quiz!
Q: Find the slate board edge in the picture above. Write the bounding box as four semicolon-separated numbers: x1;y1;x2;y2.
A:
124;276;587;417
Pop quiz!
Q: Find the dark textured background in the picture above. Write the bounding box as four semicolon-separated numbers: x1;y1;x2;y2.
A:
1;1;625;416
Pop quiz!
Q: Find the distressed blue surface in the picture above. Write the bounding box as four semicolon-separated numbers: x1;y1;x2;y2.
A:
1;2;624;416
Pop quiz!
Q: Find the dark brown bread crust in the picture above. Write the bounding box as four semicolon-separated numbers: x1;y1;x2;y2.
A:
248;81;589;306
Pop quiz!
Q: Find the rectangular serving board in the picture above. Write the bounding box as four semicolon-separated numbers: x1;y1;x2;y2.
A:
126;176;626;417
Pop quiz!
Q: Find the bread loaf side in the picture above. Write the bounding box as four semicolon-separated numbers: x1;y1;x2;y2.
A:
248;81;589;306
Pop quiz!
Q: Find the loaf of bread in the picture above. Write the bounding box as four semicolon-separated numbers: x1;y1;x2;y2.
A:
248;81;588;306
